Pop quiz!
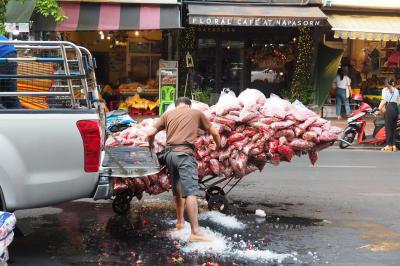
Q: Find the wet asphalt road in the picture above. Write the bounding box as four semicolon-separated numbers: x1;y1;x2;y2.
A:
8;149;400;265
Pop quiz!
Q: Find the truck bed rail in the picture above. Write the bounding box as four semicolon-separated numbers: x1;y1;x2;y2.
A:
0;41;97;110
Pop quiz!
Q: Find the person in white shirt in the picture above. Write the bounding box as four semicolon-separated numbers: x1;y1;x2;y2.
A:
377;79;399;152
333;68;351;119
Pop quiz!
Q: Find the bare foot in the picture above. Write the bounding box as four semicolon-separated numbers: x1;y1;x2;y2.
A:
189;233;215;242
176;222;185;230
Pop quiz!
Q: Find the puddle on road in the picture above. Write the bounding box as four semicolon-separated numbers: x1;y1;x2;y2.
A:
341;220;400;253
10;200;325;265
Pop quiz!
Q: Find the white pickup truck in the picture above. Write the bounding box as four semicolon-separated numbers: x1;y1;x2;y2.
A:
0;41;110;211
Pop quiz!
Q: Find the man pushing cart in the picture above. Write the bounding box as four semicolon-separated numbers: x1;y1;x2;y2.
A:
147;97;221;242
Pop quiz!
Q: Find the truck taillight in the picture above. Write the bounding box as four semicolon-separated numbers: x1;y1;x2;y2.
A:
77;120;101;172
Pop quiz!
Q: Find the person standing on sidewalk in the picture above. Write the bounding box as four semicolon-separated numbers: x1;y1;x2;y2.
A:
0;34;21;109
147;97;221;242
334;68;351;119
378;79;399;152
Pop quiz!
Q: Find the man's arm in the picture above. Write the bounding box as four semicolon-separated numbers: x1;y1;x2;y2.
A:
147;127;159;147
147;116;165;147
208;126;221;150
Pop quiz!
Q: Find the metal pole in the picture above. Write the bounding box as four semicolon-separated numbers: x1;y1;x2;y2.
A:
59;44;76;108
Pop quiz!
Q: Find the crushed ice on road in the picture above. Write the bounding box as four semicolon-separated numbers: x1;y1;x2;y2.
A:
169;221;228;253
167;213;294;264
199;211;246;230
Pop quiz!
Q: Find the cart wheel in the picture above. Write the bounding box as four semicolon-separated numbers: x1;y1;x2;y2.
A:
205;186;225;201
208;195;229;213
112;191;133;215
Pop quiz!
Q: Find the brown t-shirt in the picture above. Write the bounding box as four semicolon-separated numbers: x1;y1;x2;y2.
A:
153;106;211;153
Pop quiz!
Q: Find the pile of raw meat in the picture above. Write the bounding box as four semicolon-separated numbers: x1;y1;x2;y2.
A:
106;89;341;199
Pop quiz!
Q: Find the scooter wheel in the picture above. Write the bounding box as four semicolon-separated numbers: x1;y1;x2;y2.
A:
339;131;355;149
395;127;400;149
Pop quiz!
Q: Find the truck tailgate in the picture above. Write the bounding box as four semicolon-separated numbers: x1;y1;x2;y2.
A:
0;110;100;210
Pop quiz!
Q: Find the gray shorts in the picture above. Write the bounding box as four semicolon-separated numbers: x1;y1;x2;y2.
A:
164;151;199;197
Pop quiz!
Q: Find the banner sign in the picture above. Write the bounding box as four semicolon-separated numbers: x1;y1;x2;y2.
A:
189;16;324;27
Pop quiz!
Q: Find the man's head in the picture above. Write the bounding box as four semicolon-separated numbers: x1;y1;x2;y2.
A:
175;97;192;108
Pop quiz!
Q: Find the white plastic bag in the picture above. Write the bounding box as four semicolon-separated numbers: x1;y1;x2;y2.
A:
238;88;266;110
214;89;242;116
261;94;291;119
191;100;210;112
290;100;315;122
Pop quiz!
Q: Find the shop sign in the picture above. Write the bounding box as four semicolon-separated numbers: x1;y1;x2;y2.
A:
189;16;324;27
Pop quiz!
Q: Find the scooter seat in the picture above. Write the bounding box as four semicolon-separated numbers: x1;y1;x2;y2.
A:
374;117;385;127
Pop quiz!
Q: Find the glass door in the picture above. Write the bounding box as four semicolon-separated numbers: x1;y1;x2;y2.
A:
220;41;245;94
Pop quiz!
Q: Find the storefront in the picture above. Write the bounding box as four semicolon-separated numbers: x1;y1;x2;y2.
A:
31;0;181;113
323;9;400;108
182;1;328;102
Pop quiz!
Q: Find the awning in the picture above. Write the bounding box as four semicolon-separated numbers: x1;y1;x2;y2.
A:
188;4;327;27
328;14;400;41
32;2;180;32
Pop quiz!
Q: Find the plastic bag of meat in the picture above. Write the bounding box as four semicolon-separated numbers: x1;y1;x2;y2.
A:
218;148;232;161
290;139;316;150
243;128;258;137
209;159;222;176
311;118;328;127
270;120;295;130
212;117;236;129
294;127;304;137
277;145;294;162
229;110;240;116
223;165;234;178
309;127;323;136
309;151;318;166
289;100;316;122
227;133;246;144
320;131;339;142
269;153;281;165
328;126;343;135
279;136;288;146
259;117;279;125
302;131;318;141
233;137;250;151
214;89;242;115
274;129;295;139
198;161;205;177
238;109;259;123
159;173;171;191
261;94;291;119
229;152;247;178
298;117;317;131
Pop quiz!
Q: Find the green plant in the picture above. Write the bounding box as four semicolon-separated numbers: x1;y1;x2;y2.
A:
290;27;314;104
191;88;210;105
0;0;65;34
36;0;65;22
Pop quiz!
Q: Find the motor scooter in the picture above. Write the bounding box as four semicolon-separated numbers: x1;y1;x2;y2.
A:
339;102;400;149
